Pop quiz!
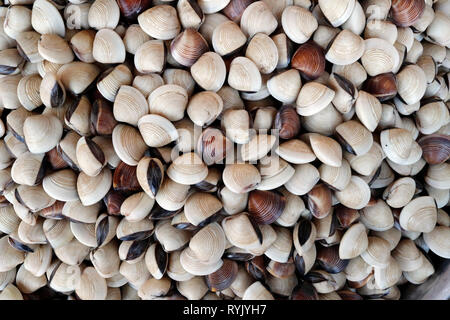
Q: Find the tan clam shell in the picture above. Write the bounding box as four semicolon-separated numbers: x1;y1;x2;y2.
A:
32;0;65;37
138;114;178;148
163;68;196;97
360;236;391;268
335;176;371;210
43;219;73;249
403;253;434;284
219;186;248;215
112;124;147;165
382;177;415;208
240;1;278;38
344;256;372;282
423;226;450;259
191;52;226;92
92;29;125;64
240;134;276;162
167;250;194;282
242;281;274;300
23;114;63;154
17;74;42;111
138;5;180;40
222;163;261;194
179;247;223;276
120;192;155;222
325;29;365;66
57;62;100;95
308;134;342;168
155;177;190;211
275;188;306;227
90;240;120;278
187;91;223;127
318;0;355;27
392;239;423;272
344;141;384;177
296;82;335;116
264;226;292;263
257;156;295;191
87;0;120;30
42;169;78;202
221;109;250;144
37;34;74;65
167;152;208;185
0;74;23;110
189;222;226;262
339;223;368;259
275;139;316;164
360;199;394;232
332;61;367;88
53;237;90;265
155;219;191;252
123;24;150;55
396;64;427;105
62;200;101;224
373;256;402;290
361;38;399;76
222;213;262;251
183;192;221;226
399;196;437;233
134;40;166;74
354;91;382;132
267;69;301;104
0;205;20;236
77;168;112;206
70;222;96;248
177;276;208;299
47;262;80;293
301;103;343;136
415;101;449;135
10;152;44;187
285;163;319;196
70;29;95;63
23;244;52;277
198;0;230;14
425;163;450;190
380;128;414;165
97;64;133;102
113;85;149;126
119;260;150;288
212;21;247;56
245;33;278;74
228;56;262;92
319;159;351;191
281;5;318;44
372;228;402;252
15;184;55;212
75;267;107;300
132;74;164;98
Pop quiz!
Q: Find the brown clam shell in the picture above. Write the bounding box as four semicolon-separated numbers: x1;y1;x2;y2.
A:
291;41;325;81
316;245;349;274
245;256;266;281
113;161;141;192
418;134;450;165
248;190;286;225
290;281;319;300
90;98;118;136
390;0;426;27
170;28;209;67
335;205;360;228
338;290;363;300
117;0;152;21
46;148;68;170
274;105;300;140
364;73;397;101
104;190;125;216
307;184;332;219
266;259;296;279
205;259;238;292
222;0;254;23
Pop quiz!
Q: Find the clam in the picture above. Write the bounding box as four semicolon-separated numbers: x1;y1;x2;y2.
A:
90;99;118;136
37;34;73;65
62;200;100;224
415;100;449;135
97;65;133;103
77;168;112;206
380;128;415;165
187;91;223;127
75;267;107;300
212;21;247;56
228;56;262;92
281;5;318;44
246;190;284;225
307;270;346;294
267;69;302;104
57;62;100;95
134;40;166;74
138;5;180;40
43;219;73;249
222;213;263;251
155;177;190;211
360;237;391;268
339;223;368;259
197;128;233;166
318;0;355;27
390;0;425;27
319;159;352;192
325;30;365;66
184;192;222;226
240;1;278;38
344;142;384;177
88;0;120;30
275;139;316;164
296;82;335;116
191;52;226;92
95;213;119;248
399;196;437;233
285;163;319;196
426;11;450;47
373;257;402;290
244;33;278;75
335;176;371;210
23;244;52;278
17;74;42;112
425;163;450;190
423;226;450;259
92;29;125;64
113;85;149;126
166;152;208;186
242;281;274;300
383;177;416;208
317;245;348;274
291;41;325;80
403;253;434;284
155;220;191;252
307;134;343;168
138;114;178;149
32;0;65;37
264;227;292;263
170;28;209;67
221;109;251;144
361;38;399;77
179;247;223;276
396;64;427;105
392;239;423;272
292;219;316;255
307;184;332;219
0;75;24;110
42;169;78;202
136;157;164;199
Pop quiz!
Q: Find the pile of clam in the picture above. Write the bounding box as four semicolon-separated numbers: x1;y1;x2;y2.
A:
0;0;449;301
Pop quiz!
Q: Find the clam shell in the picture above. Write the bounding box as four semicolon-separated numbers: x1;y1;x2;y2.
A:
396;64;427;105
285;163;319;196
228;56;262;92
76;267;107;300
134;40;166;74
222;163;261;194
112;124;147;166
77;168;112;206
212;21;247;56
419;134;450;165
167;152;208;186
291;41;325;80
57;62;100;95
187;91;223;127
383;177;415;208
170;28;209;67
403;253;434;284
222;213;263;251
392;239;423;271
360;199;394;232
23;114;63;154
121;192;155;222
344;142;384;176
425;163;450;190
17;74;42;112
360;237;391;268
42;169;78;202
113;85;149;126
296;82;335;116
242;281;274;300
354;91;382;132
267;69;301;104
240;1;278;38
90;240;120;278
184;192;222;226
221;109;251;144
276;139;316;164
138;5;180;40
88;0;120;30
316;245;349;274
281;5;317;44
325;29;365;66
62;200;100;224
138;114;178;148
339;223;368;259
191;52;226;92
264;227;292;263
390;0;425;27
399;196;437;233
308;134;342;168
92;29;125;64
318;0;355;27
423;226;450;259
292;219;316;255
32;0;65;37
43;219;73;249
180;247;223;276
248;190;285;225
37;34;73;65
335;176;371;210
361;38;399;76
373;257;402;290
380;128;414;165
23;244;52;277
